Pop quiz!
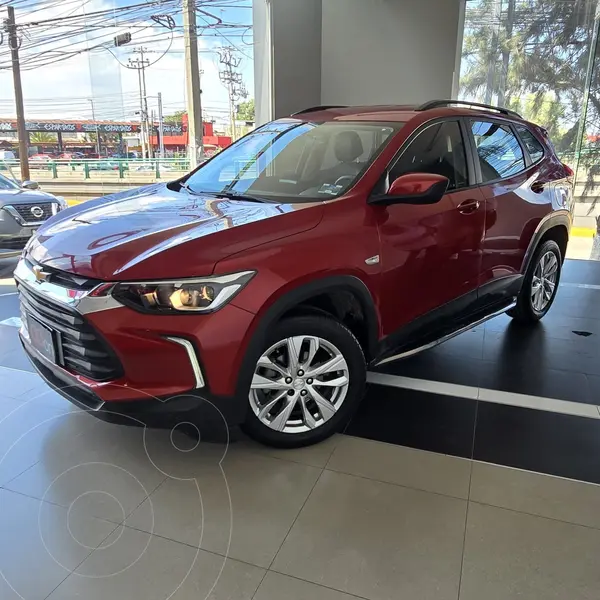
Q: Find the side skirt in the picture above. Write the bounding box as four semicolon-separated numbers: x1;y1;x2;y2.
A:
373;299;516;367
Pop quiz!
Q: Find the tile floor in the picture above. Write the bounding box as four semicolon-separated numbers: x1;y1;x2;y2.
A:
3;255;600;599
2;363;600;600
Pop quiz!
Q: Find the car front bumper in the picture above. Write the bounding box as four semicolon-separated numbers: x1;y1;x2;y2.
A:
15;258;254;430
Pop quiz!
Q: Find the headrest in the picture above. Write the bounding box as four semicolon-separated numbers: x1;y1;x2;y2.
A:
334;131;364;163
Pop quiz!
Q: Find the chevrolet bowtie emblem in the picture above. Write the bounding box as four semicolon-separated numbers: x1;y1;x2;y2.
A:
32;265;49;283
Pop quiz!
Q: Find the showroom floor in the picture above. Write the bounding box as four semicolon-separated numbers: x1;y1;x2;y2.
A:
1;257;600;600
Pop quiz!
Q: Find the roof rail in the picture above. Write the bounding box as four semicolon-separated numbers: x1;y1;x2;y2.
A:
416;99;522;119
291;105;348;116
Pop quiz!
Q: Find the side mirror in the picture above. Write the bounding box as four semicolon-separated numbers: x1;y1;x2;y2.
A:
21;180;40;191
370;173;449;205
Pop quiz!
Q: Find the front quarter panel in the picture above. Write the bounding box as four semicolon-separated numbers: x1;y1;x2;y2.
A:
213;196;382;391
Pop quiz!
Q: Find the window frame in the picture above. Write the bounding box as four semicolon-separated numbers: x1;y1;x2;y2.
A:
466;117;530;185
372;117;477;198
514;123;546;167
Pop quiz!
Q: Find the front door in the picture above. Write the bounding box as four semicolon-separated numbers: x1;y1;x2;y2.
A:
375;120;485;336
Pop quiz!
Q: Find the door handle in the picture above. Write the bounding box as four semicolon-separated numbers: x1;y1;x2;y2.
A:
457;199;481;214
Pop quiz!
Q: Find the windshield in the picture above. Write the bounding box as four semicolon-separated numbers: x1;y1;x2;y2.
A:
184;120;402;202
0;173;18;191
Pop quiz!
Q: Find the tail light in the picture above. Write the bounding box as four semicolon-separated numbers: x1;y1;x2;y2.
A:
562;163;574;177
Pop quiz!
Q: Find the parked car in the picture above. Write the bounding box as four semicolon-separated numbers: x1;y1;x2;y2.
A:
15;100;573;447
86;160;120;171
0;150;16;161
29;154;54;168
58;152;85;161
0;173;66;257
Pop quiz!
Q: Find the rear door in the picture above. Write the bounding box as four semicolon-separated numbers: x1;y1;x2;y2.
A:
468;119;553;292
375;119;486;334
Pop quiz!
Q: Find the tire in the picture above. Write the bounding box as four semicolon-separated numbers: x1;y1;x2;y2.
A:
507;239;562;324
241;315;366;448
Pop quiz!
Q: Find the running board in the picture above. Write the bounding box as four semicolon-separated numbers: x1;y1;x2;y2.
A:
373;300;517;367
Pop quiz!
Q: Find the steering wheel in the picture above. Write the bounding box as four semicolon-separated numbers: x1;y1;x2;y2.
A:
334;175;355;186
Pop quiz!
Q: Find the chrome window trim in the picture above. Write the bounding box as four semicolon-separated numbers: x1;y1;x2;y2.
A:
164;336;205;389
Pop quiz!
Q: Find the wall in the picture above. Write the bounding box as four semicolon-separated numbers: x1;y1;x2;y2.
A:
253;0;322;123
320;0;463;106
271;0;323;119
253;0;464;122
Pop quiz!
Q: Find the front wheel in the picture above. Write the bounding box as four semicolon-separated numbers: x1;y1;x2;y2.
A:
508;239;562;324
242;316;366;448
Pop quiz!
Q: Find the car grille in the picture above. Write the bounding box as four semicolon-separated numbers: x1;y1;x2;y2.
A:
22;257;101;291
0;236;29;250
12;202;55;224
18;283;123;381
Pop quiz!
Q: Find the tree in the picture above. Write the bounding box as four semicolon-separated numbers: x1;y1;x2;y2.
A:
30;132;57;144
164;110;186;124
236;99;255;122
461;0;597;152
460;0;600;210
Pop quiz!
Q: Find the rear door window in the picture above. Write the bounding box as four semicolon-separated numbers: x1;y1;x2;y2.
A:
471;121;525;182
515;125;545;163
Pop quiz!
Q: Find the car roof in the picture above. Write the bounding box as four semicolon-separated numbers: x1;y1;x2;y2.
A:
287;103;528;125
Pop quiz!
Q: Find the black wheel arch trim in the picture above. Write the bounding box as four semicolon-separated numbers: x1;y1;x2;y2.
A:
233;275;379;399
522;211;571;274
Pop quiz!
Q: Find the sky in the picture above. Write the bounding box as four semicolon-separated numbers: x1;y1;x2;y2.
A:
0;0;254;128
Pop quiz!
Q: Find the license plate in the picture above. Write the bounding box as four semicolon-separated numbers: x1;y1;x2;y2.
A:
27;315;56;363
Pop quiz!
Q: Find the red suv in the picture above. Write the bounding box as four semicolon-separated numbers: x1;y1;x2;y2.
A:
16;100;573;447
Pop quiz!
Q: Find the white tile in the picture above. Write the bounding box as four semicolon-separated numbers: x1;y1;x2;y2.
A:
125;449;321;568
49;526;265;600
273;470;467;600
327;436;471;498
0;488;117;600
460;502;600;600
470;462;600;529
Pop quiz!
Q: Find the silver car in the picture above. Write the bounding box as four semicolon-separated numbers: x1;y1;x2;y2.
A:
0;173;67;257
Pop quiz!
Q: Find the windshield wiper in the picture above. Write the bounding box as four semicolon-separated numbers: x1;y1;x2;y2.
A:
179;181;199;195
209;191;275;204
179;183;274;204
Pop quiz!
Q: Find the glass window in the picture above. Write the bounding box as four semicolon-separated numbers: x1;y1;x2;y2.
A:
185;120;402;202
0;173;18;190
471;121;525;181
515;125;545;163
390;121;468;190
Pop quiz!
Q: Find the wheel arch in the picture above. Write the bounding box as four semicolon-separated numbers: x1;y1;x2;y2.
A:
234;275;379;399
522;211;571;274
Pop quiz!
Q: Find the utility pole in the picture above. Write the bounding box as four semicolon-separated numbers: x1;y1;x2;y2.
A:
150;109;155;158
129;49;150;158
158;92;165;159
88;98;101;156
218;47;248;142
497;0;515;107
5;7;30;180
484;0;502;104
183;0;204;167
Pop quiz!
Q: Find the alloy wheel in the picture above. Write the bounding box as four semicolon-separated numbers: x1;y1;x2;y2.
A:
531;250;559;312
249;336;350;434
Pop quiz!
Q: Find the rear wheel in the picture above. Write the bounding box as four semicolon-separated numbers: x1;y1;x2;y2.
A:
242;316;366;448
508;239;562;323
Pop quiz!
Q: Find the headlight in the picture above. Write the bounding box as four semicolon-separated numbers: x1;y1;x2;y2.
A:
112;271;255;314
54;196;67;211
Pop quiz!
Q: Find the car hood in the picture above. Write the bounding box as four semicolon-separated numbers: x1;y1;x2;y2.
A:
28;183;323;280
0;189;57;206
